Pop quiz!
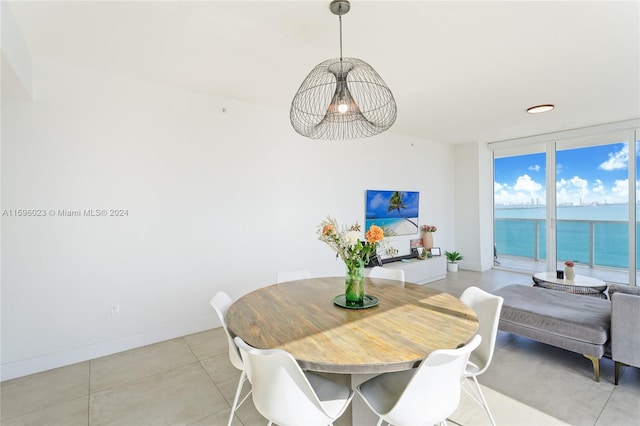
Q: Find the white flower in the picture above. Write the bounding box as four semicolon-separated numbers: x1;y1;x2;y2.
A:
344;230;360;248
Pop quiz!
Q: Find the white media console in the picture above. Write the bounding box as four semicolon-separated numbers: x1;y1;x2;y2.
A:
382;256;447;284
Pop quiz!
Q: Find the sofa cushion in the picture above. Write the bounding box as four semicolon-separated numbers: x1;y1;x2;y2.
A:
494;285;611;345
608;283;640;299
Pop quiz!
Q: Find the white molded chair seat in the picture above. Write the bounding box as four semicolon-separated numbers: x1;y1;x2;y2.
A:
210;292;251;426
234;336;354;426
367;266;405;284
459;286;504;426
276;269;311;283
356;335;482;426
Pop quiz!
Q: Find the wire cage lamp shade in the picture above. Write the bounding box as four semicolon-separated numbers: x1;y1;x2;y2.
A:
290;1;397;140
290;58;396;140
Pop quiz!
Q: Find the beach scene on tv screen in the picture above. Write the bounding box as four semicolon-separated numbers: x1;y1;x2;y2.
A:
365;190;419;236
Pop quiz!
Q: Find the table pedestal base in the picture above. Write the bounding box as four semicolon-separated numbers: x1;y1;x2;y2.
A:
315;372;381;426
350;373;381;426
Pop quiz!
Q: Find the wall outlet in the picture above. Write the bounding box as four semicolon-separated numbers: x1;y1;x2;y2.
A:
110;303;120;317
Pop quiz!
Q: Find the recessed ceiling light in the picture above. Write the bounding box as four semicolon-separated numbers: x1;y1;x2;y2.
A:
527;104;555;114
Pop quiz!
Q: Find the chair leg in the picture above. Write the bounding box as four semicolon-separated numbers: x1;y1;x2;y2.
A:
583;354;600;382
614;361;626;385
228;371;250;426
463;376;496;426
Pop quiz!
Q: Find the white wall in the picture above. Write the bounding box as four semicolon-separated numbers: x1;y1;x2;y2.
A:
1;1;32;98
454;142;493;271
477;143;494;270
1;60;457;380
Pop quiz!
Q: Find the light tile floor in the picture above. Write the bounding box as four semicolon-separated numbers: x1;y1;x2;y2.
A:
2;269;639;425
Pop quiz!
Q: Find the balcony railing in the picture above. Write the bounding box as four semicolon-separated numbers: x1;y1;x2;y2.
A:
494;218;638;268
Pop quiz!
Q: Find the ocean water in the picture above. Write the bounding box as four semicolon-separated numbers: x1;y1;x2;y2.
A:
495;205;638;268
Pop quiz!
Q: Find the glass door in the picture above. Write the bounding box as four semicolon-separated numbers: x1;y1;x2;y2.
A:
493;145;547;271
556;132;632;284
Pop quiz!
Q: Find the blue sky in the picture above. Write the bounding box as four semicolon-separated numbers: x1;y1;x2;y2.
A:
494;142;635;206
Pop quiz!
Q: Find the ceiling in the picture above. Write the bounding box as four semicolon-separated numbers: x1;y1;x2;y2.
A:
6;0;640;144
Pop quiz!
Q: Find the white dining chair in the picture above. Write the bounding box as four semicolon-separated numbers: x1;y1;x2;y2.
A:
367;266;405;284
356;335;481;426
276;269;311;283
209;292;251;426
459;286;504;426
234;336;354;426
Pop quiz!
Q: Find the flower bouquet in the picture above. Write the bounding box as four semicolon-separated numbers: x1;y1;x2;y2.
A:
318;216;386;307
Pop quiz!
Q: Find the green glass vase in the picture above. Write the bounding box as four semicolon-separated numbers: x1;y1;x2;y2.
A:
345;262;365;307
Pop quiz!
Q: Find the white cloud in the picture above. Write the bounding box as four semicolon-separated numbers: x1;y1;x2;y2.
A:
592;179;604;193
603;179;638;204
369;193;387;209
528;164;541;172
570;176;588;192
611;179;628;199
513;174;542;192
495;174;544;205
558;176;587;189
599;144;628;171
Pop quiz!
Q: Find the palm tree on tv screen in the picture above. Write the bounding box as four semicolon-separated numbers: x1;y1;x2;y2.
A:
388;191;417;229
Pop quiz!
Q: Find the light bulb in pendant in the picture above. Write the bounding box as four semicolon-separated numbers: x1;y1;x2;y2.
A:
338;102;349;113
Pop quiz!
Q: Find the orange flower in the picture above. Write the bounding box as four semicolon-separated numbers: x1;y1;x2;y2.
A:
365;225;384;244
322;224;335;235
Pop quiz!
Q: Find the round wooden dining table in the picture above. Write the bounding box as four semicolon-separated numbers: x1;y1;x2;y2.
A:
226;276;479;375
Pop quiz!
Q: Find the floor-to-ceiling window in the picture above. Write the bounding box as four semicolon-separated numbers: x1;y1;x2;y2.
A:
494;146;546;269
491;121;639;285
555;133;631;283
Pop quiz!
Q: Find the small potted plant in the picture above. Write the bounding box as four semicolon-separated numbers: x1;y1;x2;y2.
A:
445;250;463;272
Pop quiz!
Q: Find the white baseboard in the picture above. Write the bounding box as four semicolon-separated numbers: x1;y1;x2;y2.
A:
1;315;216;382
460;261;493;272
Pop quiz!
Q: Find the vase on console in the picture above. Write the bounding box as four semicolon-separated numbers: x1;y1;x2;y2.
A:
422;232;433;251
564;261;576;280
420;225;437;251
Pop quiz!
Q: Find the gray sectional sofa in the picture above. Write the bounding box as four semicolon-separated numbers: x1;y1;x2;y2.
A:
609;284;640;384
494;283;640;383
494;284;611;381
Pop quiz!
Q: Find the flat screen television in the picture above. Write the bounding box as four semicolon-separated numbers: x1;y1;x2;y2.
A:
365;190;419;236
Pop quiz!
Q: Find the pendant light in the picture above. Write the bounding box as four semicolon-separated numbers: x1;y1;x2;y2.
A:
290;0;397;140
